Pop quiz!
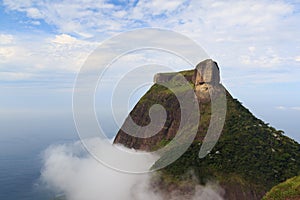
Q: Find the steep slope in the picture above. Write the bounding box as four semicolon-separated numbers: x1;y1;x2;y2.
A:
263;176;300;200
113;59;300;199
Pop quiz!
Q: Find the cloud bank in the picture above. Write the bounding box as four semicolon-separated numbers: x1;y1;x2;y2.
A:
40;139;224;200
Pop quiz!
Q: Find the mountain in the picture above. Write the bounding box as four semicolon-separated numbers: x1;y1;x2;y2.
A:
113;59;300;200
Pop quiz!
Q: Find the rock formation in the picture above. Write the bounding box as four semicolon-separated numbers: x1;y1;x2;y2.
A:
193;59;220;85
193;59;221;103
153;59;222;103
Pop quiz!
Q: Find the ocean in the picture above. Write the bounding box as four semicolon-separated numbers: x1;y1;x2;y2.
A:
0;113;78;200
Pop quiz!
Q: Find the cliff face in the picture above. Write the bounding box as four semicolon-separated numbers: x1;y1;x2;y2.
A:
114;68;197;150
113;59;300;200
114;59;222;149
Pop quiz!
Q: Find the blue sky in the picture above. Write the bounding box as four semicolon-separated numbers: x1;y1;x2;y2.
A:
0;0;300;141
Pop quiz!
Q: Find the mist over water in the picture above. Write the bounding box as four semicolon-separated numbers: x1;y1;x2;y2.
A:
40;139;224;200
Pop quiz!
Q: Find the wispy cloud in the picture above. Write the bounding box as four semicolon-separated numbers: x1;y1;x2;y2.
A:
0;34;14;44
276;106;300;111
0;71;34;81
295;56;300;62
291;107;300;111
1;0;300;87
276;106;288;110
0;33;98;84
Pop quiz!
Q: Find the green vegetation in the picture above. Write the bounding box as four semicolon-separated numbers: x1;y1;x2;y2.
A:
116;68;300;198
136;70;300;194
153;94;300;191
177;69;195;77
263;176;300;200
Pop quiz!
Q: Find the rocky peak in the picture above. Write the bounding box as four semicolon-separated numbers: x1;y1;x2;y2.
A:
193;59;220;85
193;59;221;103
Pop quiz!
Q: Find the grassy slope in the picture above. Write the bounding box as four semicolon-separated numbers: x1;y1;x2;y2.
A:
263;176;300;200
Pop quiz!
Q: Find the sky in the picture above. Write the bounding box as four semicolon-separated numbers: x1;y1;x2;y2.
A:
0;0;300;141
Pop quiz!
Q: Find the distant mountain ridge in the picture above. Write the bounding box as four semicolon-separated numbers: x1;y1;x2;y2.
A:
114;59;300;200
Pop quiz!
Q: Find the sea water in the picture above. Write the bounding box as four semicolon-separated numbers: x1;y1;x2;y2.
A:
0;114;77;200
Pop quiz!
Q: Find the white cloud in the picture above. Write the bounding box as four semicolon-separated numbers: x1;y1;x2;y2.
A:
239;49;283;68
40;141;157;200
276;106;287;110
291;107;300;111
30;20;41;25
1;0;300;86
201;1;292;28
0;33;98;72
2;0;296;40
248;46;256;53
52;34;78;45
40;139;224;200
0;34;14;44
0;72;33;81
26;7;43;18
3;0;119;36
134;0;184;16
0;47;15;60
276;106;300;111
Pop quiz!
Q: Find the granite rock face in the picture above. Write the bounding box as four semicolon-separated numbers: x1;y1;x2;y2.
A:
193;59;221;103
193;59;220;85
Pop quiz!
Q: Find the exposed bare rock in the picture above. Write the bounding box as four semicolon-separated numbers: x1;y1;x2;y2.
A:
193;59;220;85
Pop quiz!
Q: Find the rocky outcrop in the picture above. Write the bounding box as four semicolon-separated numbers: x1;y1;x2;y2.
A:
193;59;221;103
154;72;194;84
193;59;220;85
154;73;176;83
